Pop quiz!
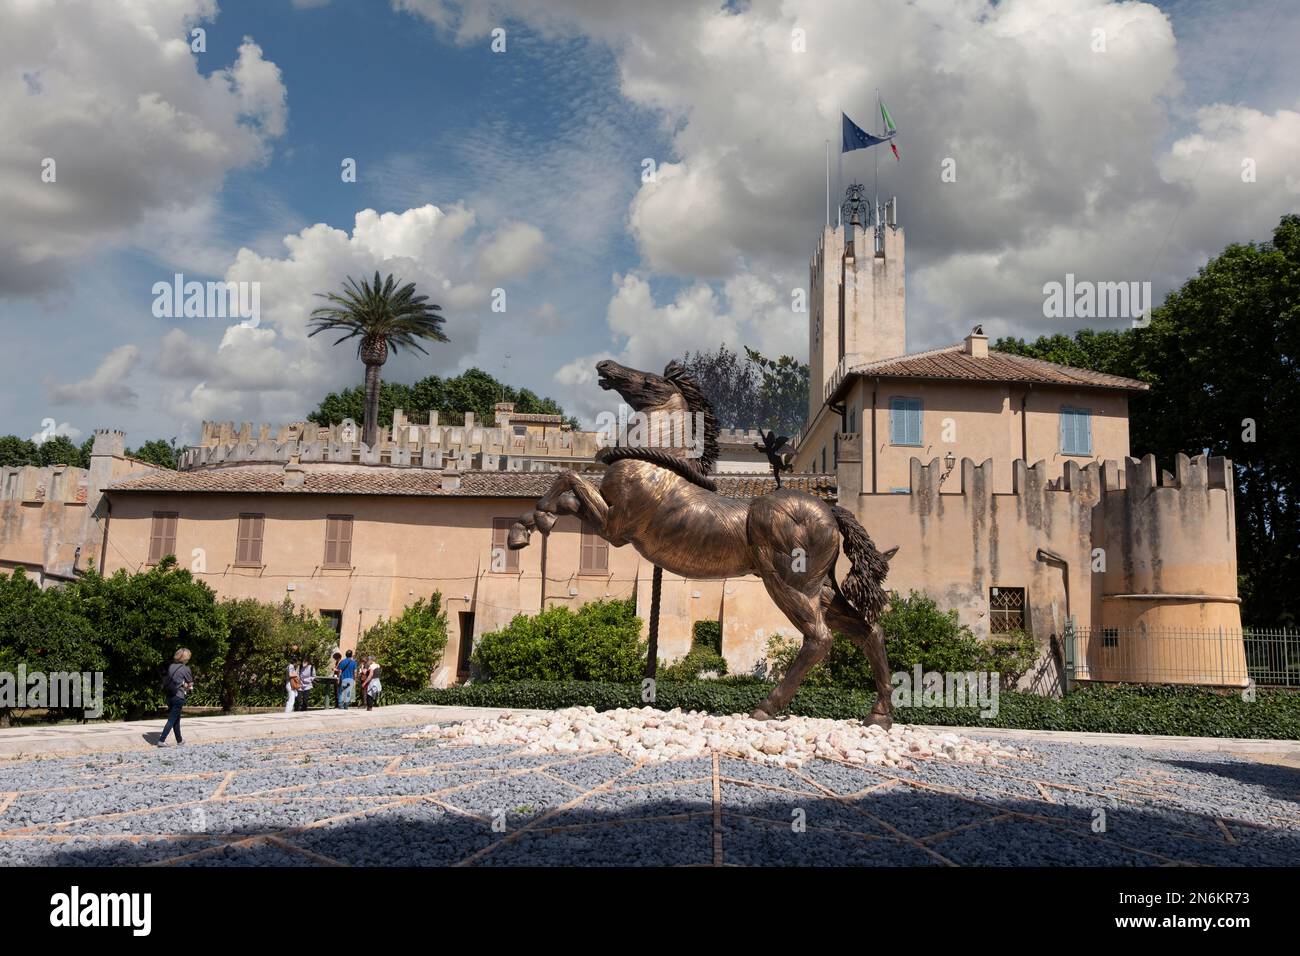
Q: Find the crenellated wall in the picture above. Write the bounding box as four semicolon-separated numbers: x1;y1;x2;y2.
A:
181;411;603;472
833;432;1244;688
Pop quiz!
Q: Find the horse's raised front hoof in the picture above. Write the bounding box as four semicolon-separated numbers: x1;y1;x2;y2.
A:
532;510;558;533
749;708;773;721
555;491;581;515
506;524;531;550
865;711;893;730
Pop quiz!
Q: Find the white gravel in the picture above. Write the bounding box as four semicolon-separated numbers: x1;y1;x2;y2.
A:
404;706;1028;769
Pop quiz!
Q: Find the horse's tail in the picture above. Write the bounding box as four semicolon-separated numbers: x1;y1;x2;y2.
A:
829;505;889;622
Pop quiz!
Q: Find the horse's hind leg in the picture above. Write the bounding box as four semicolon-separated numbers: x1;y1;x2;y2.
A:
823;590;893;728
750;573;834;720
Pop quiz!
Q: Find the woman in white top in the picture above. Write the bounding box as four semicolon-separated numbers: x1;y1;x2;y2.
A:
285;660;300;714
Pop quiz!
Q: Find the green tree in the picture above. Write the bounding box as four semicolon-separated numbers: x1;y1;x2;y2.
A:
309;271;449;446
0;436;38;467
0;569;105;725
217;599;336;712
70;558;228;720
746;347;811;436
993;214;1300;626
128;438;180;470
35;436;87;468
357;594;449;690
307;368;575;431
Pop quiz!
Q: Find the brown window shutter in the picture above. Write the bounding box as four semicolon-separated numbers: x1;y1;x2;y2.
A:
325;516;352;568
250;514;264;565
337;516;352;565
491;518;518;572
150;512;177;564
237;514;264;566
581;520;608;573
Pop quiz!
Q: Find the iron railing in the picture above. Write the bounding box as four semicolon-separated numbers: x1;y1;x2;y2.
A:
1061;623;1300;689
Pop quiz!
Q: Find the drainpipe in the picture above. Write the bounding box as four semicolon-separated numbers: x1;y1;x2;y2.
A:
1020;385;1031;463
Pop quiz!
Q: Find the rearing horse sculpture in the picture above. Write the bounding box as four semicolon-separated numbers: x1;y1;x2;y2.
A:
507;359;895;725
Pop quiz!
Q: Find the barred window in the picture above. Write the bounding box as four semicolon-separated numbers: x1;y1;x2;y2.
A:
1102;628;1120;648
989;587;1025;634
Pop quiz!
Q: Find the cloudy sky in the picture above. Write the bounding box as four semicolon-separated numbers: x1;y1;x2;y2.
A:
1;0;1296;443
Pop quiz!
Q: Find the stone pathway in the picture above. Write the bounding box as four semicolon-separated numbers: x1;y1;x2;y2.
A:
1;714;1297;866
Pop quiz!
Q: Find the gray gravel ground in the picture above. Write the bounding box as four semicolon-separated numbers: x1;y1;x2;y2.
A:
0;727;1296;866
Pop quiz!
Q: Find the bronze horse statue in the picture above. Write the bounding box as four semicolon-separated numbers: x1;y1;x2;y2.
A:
507;359;895;725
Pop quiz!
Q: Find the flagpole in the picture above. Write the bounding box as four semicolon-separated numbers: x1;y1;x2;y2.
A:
825;139;830;227
874;89;881;235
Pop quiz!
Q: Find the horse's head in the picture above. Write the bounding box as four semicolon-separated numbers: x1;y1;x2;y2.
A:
595;359;719;472
596;360;687;415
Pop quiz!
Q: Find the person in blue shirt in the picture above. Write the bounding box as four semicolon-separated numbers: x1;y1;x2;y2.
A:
337;650;358;709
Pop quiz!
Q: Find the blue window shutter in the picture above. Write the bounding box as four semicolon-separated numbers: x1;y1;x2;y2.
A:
1061;408;1092;455
907;399;922;445
890;398;904;444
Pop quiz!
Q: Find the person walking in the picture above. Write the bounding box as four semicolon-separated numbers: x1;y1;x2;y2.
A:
285;656;301;714
295;657;316;711
158;648;193;747
364;659;382;711
337;649;357;710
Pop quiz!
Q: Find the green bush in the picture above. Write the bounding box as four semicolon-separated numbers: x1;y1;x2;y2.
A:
70;558;227;720
471;599;644;682
386;680;1300;739
765;592;1039;690
216;599;338;712
692;619;721;653
357;594;449;690
0;568;106;724
659;645;728;681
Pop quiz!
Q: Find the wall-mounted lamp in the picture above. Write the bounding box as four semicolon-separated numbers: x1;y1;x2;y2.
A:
939;451;957;487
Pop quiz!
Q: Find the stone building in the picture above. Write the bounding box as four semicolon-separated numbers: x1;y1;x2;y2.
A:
0;199;1244;691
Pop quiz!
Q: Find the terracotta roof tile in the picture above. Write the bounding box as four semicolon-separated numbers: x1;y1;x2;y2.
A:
108;467;839;501
847;345;1148;391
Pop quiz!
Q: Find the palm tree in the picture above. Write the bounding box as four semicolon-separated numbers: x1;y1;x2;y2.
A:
308;272;448;446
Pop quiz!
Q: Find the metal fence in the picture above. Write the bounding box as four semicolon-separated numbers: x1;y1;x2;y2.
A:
1063;624;1300;689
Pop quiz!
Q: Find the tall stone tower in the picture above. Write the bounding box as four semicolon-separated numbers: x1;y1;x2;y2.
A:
808;188;906;422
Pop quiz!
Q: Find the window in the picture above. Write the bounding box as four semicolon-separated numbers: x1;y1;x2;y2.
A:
847;406;856;435
989;587;1025;634
580;520;609;574
1060;407;1093;456
323;515;353;568
1102;628;1119;648
889;397;923;446
235;513;265;567
491;518;519;572
320;610;343;638
513;425;527;438
821;447;826;472
148;512;178;565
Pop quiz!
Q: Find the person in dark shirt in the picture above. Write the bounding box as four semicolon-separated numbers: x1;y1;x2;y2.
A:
158;648;194;747
337;650;358;709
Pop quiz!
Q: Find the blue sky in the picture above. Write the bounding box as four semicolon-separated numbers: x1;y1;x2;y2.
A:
1;0;1296;445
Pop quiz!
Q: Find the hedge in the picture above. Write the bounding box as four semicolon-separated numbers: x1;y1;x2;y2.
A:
384;681;1300;740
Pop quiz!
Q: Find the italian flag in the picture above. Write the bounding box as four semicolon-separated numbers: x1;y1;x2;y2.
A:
881;98;900;161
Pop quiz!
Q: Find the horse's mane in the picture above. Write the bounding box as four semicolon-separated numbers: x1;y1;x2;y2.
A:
663;361;719;474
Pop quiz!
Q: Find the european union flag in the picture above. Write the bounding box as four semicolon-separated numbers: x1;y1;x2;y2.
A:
842;111;889;153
